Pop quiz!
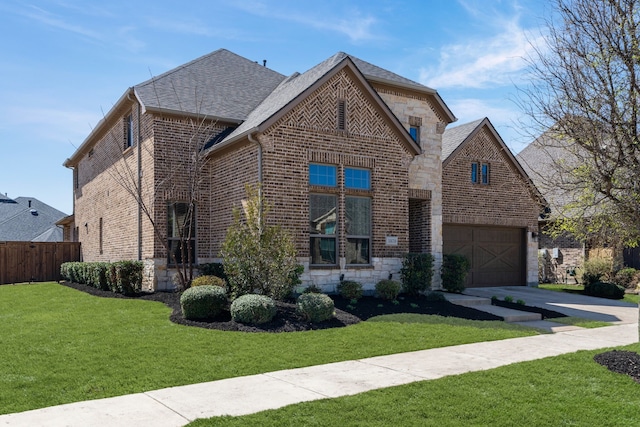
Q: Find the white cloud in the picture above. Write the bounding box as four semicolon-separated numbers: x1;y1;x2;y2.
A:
420;3;544;90
230;2;379;43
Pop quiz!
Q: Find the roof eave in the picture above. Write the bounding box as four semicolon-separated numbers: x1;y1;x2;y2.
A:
64;88;136;168
203;127;259;157
365;75;457;124
139;104;244;125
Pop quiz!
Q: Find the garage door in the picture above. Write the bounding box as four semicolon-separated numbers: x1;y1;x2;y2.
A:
443;225;525;287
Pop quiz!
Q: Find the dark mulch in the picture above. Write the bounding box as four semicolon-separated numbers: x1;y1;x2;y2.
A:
60;282;501;333
333;295;502;321
491;299;567;319
594;350;640;384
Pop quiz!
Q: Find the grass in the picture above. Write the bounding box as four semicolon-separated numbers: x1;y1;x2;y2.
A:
189;343;640;427
539;283;640;304
547;316;611;328
0;283;538;415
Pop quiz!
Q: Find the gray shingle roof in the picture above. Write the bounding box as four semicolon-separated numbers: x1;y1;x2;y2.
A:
516;132;580;215
134;49;287;122
0;196;67;242
442;118;485;161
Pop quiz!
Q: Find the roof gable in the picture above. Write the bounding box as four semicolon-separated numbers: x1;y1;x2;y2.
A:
443;118;545;204
207;53;421;155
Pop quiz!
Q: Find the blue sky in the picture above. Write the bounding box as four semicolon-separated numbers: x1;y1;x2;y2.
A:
0;0;549;214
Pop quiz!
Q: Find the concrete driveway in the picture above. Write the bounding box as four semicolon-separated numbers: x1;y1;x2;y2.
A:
463;286;638;325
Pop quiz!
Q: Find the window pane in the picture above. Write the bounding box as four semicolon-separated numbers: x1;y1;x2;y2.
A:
345;168;371;190
345;196;370;236
310;237;336;264
471;163;478;183
309;194;337;235
168;239;195;265
309;164;337;186
346;238;369;264
409;126;419;142
481;163;489;184
168;203;195;238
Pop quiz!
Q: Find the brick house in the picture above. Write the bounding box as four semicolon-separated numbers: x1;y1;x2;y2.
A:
442;118;543;287
63;49;541;291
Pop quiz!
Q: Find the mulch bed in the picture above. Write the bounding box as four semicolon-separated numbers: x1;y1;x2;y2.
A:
594;350;640;384
60;282;501;333
491;299;567;319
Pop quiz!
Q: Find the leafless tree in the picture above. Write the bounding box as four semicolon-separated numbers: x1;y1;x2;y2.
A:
102;81;219;290
519;0;640;247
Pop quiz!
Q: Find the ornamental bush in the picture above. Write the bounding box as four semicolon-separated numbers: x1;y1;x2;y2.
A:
230;294;277;325
375;279;401;300
580;257;613;285
191;275;227;288
112;261;143;295
584;281;625;300
297;293;335;322
401;253;434;296
88;262;110;291
180;285;228;320
613;268;640;289
442;254;471;293
337;280;363;301
198;263;227;282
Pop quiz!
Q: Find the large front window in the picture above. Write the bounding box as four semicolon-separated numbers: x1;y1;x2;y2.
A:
167;202;196;265
309;164;371;266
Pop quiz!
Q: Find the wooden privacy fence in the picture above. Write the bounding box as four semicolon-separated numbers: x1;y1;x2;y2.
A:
0;242;81;285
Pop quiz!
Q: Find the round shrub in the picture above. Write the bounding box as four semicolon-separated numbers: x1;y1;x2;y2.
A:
375;279;401;300
180;285;228;320
297;293;335;322
337;280;363;301
191;275;227;288
230;294;277;325
584;281;625;300
613;268;639;289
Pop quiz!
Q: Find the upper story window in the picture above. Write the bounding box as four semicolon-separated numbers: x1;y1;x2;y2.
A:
124;114;134;149
345;167;371;190
409;126;420;143
309;164;337;187
471;162;490;185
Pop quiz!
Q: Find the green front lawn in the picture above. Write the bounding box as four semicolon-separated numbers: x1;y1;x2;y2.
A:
0;283;538;415
539;283;640;304
190;343;640;427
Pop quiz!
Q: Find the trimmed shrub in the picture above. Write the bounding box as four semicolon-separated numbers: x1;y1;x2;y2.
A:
112;261;143;295
191;275;227;288
230;294;277;325
198;263;227;282
297;293;335;322
337;280;363;301
302;284;322;294
424;291;447;302
401;253;434;296
584;281;625;300
88;262;110;291
442;254;471;293
180;285;228;320
613;268;639;289
375;279;401;300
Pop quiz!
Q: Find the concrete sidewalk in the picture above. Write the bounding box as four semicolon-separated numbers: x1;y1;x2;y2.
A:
1;322;637;427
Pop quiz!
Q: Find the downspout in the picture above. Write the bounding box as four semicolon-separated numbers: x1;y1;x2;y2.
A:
247;132;263;230
127;88;142;261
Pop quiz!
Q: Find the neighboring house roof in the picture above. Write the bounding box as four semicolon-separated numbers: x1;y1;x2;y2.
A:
0;195;67;242
442;118;545;204
516;132;581;218
65;49;455;167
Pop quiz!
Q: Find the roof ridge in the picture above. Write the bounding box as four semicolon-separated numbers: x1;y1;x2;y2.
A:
135;48;229;88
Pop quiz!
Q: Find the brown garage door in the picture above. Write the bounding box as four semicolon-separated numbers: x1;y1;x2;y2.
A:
443;225;525;287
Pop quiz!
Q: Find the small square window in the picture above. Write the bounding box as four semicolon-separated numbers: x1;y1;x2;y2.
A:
345;168;371;190
309;164;337;187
